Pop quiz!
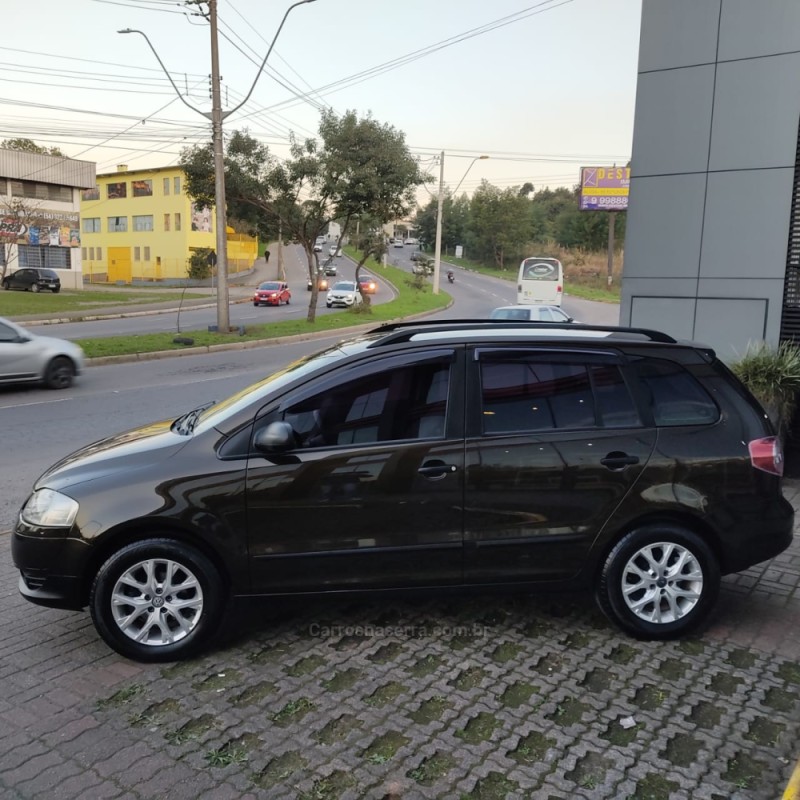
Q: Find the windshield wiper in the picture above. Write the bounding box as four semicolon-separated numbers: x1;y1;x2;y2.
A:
171;401;216;435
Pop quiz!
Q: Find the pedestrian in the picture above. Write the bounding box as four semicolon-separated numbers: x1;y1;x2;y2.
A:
265;250;271;263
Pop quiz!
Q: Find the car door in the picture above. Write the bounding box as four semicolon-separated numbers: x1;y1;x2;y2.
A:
0;320;38;381
245;348;466;593
463;347;656;583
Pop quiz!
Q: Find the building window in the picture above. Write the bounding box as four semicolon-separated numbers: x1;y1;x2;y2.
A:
143;246;151;261
82;217;101;233
163;177;170;195
10;180;72;203
175;212;181;231
97;246;102;260
132;215;153;232
19;245;71;269
134;247;141;261
174;176;181;195
164;213;170;232
81;185;100;201
108;216;128;232
89;247;95;259
106;182;127;199
81;247;87;260
132;179;153;197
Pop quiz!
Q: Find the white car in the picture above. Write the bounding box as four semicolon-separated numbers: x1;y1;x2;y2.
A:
489;305;576;323
326;281;363;308
0;316;85;389
393;239;404;248
405;237;417;246
313;242;323;253
329;245;341;257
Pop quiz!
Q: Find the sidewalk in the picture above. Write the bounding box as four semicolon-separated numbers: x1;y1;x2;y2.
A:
1;484;799;799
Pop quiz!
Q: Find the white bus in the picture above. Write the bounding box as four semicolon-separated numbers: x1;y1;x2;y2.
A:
516;257;564;306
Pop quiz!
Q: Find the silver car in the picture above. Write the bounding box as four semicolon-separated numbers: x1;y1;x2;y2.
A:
326;281;362;308
489;305;576;323
0;316;85;389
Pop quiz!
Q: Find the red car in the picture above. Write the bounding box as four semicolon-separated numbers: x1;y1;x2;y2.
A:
253;281;291;307
358;275;378;294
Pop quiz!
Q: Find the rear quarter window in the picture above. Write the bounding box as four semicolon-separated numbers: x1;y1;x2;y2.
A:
632;358;719;426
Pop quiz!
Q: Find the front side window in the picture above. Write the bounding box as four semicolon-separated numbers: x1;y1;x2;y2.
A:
132;215;153;232
276;358;452;448
108;216;127;232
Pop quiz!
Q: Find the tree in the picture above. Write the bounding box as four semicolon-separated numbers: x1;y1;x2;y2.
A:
180;110;429;322
468;181;532;269
1;138;65;157
0;197;45;281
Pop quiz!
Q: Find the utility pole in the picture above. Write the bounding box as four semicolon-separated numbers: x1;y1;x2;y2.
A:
208;0;230;330
277;220;284;281
432;151;445;295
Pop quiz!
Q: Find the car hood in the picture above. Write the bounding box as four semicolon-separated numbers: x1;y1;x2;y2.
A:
34;418;189;492
32;334;84;360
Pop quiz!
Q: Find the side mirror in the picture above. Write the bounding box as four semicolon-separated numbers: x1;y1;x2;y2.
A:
254;421;296;453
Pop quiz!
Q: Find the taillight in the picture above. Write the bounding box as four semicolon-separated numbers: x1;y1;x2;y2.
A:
748;436;784;476
557;284;563;294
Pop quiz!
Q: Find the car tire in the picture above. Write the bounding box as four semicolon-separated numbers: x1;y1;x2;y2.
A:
44;357;75;389
89;538;225;662
31;283;40;293
596;524;720;640
1;280;8;290
253;302;259;307
52;288;60;294
326;302;332;308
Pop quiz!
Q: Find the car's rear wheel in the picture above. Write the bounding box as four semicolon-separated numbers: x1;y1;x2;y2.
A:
2;280;9;290
31;283;40;293
90;538;224;662
596;524;719;639
44;357;75;389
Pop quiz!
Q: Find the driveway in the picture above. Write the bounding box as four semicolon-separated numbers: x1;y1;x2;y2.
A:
2;484;799;799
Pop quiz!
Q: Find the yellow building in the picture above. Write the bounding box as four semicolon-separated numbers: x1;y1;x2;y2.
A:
79;165;256;283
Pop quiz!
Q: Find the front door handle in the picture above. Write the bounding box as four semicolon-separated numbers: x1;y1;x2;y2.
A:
600;452;640;470
418;460;458;480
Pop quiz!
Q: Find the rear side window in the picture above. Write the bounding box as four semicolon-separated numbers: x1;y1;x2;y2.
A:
632;358;719;426
479;357;640;433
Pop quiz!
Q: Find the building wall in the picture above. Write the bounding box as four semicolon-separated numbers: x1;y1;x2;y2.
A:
622;0;800;361
80;166;217;282
0;149;95;290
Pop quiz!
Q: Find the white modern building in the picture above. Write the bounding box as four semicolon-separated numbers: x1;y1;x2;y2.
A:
622;0;800;361
0;149;95;290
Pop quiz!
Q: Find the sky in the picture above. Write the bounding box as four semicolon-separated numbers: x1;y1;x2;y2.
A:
0;0;642;200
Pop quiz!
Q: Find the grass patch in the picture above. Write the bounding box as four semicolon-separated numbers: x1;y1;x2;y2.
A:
271;697;315;726
362;730;409;764
96;683;145;710
408;695;452;724
0;287;212;316
407;751;457;785
75;258;449;359
456;711;499;744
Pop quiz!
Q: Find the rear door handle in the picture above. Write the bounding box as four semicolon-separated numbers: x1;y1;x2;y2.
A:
418;461;458;480
600;452;640;470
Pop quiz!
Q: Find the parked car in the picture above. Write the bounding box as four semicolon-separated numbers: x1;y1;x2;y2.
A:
490;305;576;323
313;243;323;253
410;251;421;262
2;268;61;293
253;281;291;307
11;319;793;661
0;316;84;389
307;272;329;292
326;280;363;308
393;239;405;248
358;274;378;294
405;237;417;246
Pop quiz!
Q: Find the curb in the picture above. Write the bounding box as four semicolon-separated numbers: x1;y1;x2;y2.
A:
784;758;800;800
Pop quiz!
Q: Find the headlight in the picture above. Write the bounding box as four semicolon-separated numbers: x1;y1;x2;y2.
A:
21;489;79;528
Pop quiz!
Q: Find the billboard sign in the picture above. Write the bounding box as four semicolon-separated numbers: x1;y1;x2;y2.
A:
579;166;630;211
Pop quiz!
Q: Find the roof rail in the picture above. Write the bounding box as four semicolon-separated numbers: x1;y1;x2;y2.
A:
366;319;678;348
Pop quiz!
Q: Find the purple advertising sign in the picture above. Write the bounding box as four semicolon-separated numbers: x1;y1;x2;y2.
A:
579;166;630;211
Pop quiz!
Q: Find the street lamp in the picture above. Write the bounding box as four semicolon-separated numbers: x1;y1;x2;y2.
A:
119;0;315;332
432;153;489;295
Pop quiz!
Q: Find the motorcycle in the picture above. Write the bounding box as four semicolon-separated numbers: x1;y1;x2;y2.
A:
447;271;455;284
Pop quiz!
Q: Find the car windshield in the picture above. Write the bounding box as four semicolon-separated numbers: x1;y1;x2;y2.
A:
490;308;531;320
258;282;281;290
333;282;355;291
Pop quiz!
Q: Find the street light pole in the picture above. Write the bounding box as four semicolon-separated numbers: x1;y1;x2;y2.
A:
432;153;489;295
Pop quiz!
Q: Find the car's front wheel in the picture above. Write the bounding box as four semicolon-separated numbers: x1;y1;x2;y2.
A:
596;524;720;639
2;280;9;290
90;538;225;662
326;302;332;308
44;357;75;389
31;283;40;293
